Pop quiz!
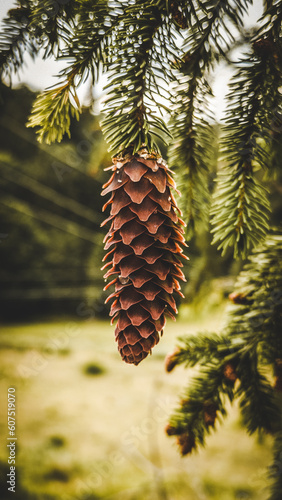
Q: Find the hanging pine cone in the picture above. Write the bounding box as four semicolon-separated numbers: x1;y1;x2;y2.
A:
101;149;188;365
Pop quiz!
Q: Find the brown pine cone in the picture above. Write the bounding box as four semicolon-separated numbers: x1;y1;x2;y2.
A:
203;401;218;427
223;361;238;383
165;424;196;455
164;423;180;436
228;292;250;305
164;347;181;372
176;433;196;456
101;149;188;365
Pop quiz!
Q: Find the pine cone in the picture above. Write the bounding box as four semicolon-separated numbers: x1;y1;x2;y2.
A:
228;292;250;305
203;401;218;427
164;347;181;372
165;423;179;436
176;433;196;456
101;150;187;365
165;424;196;455
223;361;238;383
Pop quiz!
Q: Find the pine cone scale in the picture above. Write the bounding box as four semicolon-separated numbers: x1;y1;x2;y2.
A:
129;234;154;254
124;178;153;203
110;191;132;214
129;198;158;220
124;159;148;180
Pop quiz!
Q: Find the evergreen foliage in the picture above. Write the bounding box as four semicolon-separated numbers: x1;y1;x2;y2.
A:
0;84;110;320
210;6;282;257
0;1;37;81
166;234;282;495
1;0;279;254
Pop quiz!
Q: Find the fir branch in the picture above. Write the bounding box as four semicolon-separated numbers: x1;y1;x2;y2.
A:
168;234;282;458
167;363;235;454
101;1;175;155
168;0;250;238
27;82;81;144
268;432;282;500
0;2;38;82
224;234;282;433
28;0;77;58
210;166;271;259
58;0;124;85
228;234;282;364
211;0;282;259
169;332;234;369
168;74;215;238
27;0;121;144
236;351;279;434
0;0;77;81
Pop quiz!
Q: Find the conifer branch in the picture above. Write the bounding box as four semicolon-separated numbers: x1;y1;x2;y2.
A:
58;1;124;85
0;0;78;82
0;2;37;82
168;0;250;238
211;0;282;259
166;362;235;454
28;0;77;58
167;234;282;459
27;81;81;144
269;432;282;500
168;73;214;238
101;1;176;155
211;166;271;258
167;332;231;369
27;1;121;144
237;352;278;433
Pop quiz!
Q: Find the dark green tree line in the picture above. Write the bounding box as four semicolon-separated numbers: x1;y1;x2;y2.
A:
0;83;110;320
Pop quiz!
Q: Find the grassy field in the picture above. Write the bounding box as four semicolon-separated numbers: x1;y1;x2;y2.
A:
0;307;274;500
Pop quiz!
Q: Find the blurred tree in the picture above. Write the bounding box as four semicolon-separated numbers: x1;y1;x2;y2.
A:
0;0;281;497
0;83;111;320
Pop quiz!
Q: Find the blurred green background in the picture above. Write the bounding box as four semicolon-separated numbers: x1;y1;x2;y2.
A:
0;82;280;500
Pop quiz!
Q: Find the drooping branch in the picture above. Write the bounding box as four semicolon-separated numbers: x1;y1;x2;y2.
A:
166;234;282;455
0;2;37;82
101;0;177;155
27;1;121;144
168;0;251;237
211;1;282;259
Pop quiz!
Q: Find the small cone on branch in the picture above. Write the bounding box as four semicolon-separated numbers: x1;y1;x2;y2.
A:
165;423;180;436
228;292;250;305
176;432;196;456
165;347;181;372
101;148;188;365
165;423;196;455
223;361;238;384
203;401;218;427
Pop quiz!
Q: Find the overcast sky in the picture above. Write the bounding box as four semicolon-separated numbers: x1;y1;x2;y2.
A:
0;0;264;120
